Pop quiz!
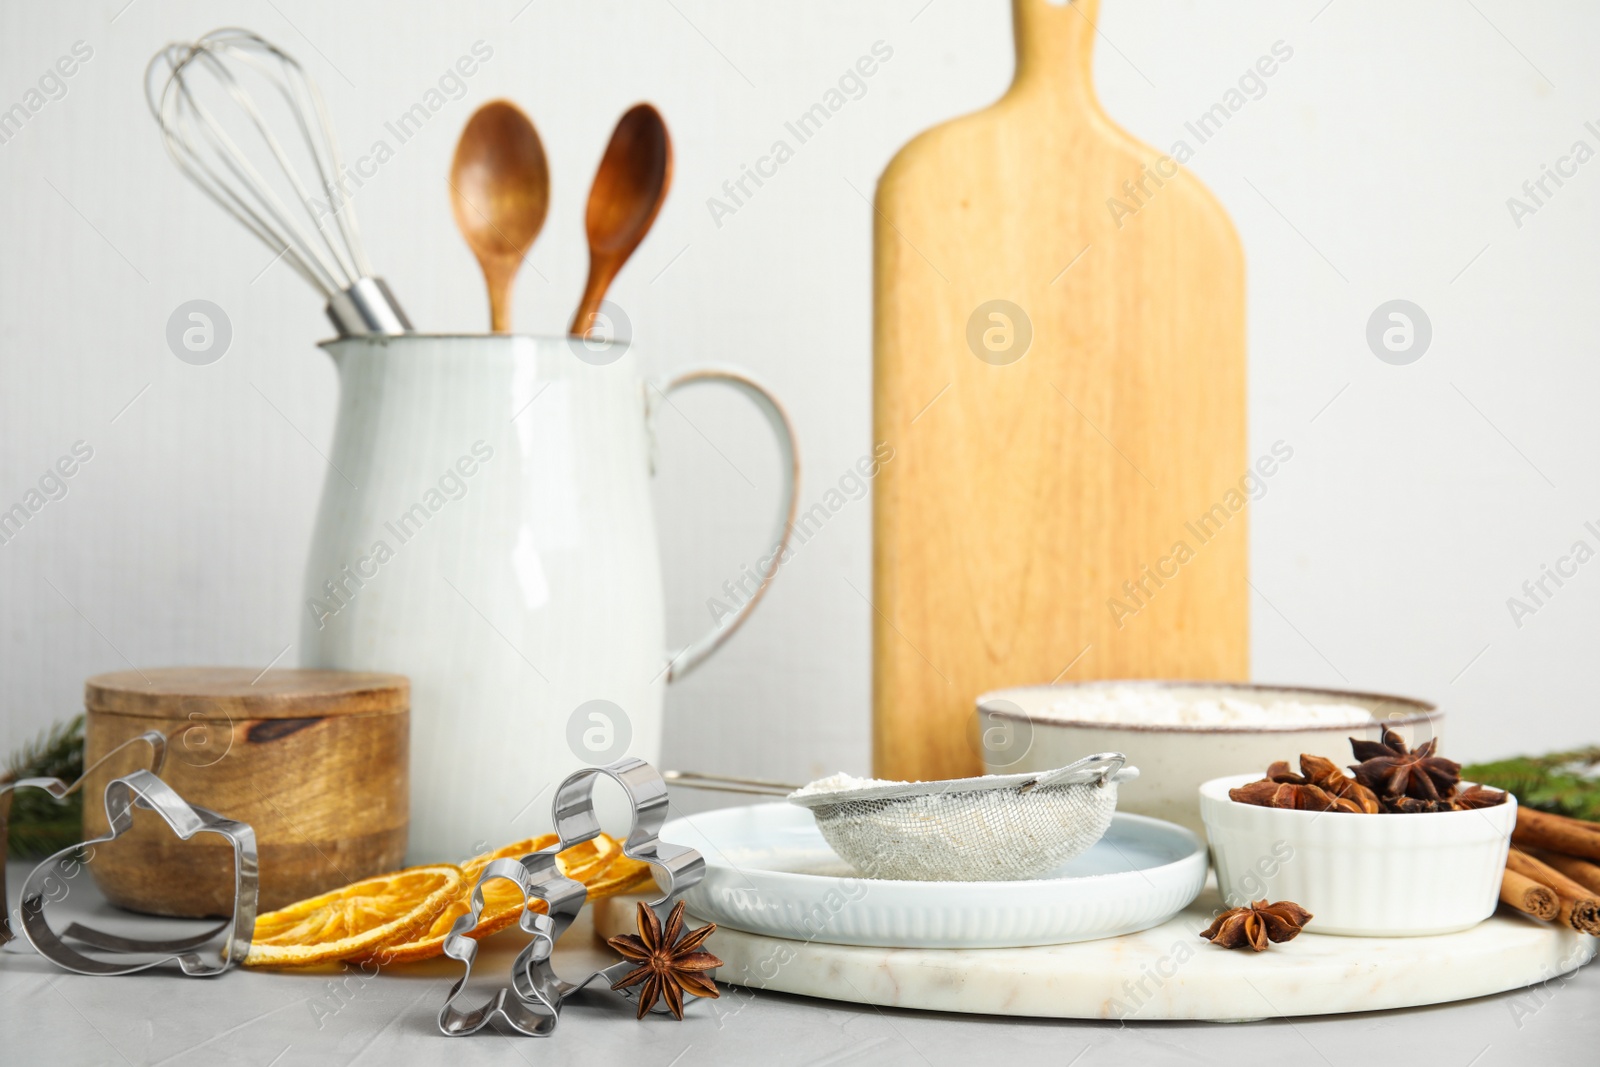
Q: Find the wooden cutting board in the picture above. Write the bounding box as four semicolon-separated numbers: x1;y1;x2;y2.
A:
872;0;1248;780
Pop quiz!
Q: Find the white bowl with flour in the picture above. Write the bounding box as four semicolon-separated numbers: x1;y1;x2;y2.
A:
975;682;1439;838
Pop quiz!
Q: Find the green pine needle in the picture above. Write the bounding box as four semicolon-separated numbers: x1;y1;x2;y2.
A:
3;715;86;858
1463;747;1600;822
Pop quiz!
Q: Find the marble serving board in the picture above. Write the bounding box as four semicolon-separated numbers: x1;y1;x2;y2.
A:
596;885;1597;1022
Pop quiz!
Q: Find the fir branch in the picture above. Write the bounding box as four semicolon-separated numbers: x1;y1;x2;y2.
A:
4;715;86;858
1463;747;1600;823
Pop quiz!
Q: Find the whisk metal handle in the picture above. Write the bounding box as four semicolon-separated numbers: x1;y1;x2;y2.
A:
326;277;413;337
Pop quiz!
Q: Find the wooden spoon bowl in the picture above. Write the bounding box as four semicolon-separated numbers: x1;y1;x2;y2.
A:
450;100;549;333
571;104;672;336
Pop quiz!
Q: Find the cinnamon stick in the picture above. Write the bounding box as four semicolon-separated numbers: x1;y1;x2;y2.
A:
1512;807;1600;863
1500;867;1558;921
1531;850;1600;897
1505;849;1600;934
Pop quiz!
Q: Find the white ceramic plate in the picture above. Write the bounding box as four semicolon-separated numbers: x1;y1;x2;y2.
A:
662;803;1207;949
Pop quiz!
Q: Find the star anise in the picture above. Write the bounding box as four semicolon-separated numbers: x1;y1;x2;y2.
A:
1230;757;1374;813
1349;728;1460;801
1200;899;1313;951
606;900;722;1020
1385;783;1508;813
1266;754;1382;813
1450;783;1509;809
1383;796;1455;814
1230;778;1358;812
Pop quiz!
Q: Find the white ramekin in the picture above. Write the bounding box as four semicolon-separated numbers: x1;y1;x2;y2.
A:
1199;773;1517;936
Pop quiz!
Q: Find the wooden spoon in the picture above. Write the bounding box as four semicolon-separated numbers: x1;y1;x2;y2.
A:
449;100;549;333
570;104;672;337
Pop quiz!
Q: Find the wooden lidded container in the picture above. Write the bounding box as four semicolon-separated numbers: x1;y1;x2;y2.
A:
84;668;408;917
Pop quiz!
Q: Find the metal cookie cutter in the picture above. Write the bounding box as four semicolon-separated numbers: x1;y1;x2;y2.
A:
19;769;257;976
438;757;706;1037
1;729;166;947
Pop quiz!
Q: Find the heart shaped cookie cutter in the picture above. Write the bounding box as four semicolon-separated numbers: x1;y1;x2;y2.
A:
438;757;706;1036
19;769;258;976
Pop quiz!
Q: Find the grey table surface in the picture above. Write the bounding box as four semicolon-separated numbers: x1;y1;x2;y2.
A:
4;860;1597;1067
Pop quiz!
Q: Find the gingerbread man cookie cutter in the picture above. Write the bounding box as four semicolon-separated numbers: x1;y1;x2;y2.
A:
19;769;258;976
437;757;706;1036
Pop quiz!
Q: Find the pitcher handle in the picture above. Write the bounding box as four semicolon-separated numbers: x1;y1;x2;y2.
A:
648;366;800;682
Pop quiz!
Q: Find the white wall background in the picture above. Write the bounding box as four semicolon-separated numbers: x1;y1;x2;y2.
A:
2;0;1597;786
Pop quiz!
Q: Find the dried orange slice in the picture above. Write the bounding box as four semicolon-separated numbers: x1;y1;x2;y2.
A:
244;864;464;968
583;853;656;899
363;835;557;964
466;834;561;880
365;833;628;965
555;832;624;883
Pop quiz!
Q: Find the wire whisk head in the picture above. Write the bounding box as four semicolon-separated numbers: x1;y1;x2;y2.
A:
146;27;409;336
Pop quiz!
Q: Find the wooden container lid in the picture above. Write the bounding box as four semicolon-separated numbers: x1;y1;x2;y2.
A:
85;668;409;720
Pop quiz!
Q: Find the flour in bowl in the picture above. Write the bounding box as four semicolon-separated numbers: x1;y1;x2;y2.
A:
1031;686;1374;729
790;772;902;797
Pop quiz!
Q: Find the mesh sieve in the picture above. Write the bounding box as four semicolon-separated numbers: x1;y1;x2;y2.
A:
787;753;1137;881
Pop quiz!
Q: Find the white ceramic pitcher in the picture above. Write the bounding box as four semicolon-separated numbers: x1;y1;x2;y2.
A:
299;334;797;861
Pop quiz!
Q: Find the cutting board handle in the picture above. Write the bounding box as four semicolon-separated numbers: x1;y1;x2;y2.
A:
1010;0;1098;103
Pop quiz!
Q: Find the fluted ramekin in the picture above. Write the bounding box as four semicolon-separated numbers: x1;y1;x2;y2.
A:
1200;773;1517;936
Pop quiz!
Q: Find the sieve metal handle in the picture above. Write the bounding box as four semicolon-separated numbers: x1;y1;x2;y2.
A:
663;771;800;796
1022;752;1128;792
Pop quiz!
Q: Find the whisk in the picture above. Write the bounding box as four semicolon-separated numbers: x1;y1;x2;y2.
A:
146;28;411;337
